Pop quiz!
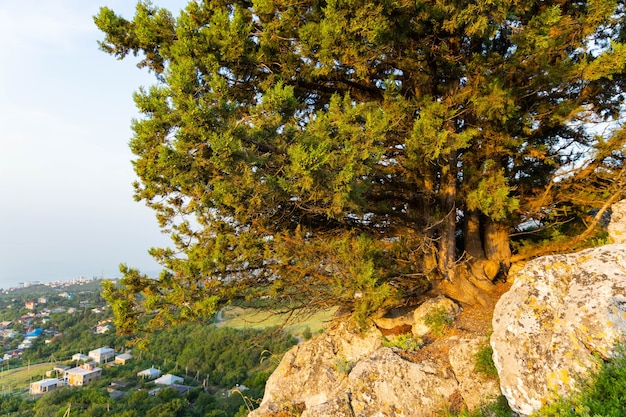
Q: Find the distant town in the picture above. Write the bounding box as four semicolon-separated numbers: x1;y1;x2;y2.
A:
1;276;114;294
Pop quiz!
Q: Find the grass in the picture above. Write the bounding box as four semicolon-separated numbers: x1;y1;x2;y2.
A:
0;362;57;393
218;306;337;339
382;334;423;351
423;306;455;336
474;344;498;379
533;348;626;416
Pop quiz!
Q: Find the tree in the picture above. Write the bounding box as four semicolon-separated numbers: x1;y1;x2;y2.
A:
96;0;626;331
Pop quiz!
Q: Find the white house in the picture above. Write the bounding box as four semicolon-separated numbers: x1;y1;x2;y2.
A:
30;378;63;394
88;347;115;364
114;353;133;365
137;367;161;379
153;374;184;386
72;353;89;363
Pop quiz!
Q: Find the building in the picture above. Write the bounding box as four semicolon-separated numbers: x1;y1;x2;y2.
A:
30;378;63;394
137;367;161;380
24;301;36;310
72;353;89;363
153;374;184;386
88;347;115;364
95;323;111;334
64;363;102;386
114;353;133;365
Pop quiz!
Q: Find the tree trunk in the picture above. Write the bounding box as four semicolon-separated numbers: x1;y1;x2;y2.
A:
464;210;485;259
437;151;458;280
484;218;511;275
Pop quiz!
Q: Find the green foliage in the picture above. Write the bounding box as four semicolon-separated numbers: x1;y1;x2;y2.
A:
423;307;454;337
95;0;626;329
382;334;423;352
534;349;626;417
301;326;313;341
146;323;296;388
474;344;499;379
446;395;514;417
333;356;354;376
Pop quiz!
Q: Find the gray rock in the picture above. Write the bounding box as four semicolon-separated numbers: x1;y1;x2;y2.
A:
448;337;501;410
609;199;626;244
251;311;500;417
491;244;626;416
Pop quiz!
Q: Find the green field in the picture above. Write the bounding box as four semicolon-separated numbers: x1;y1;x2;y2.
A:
0;362;57;394
219;306;337;338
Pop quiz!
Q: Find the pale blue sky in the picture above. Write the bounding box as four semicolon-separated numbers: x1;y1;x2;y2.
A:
0;0;187;288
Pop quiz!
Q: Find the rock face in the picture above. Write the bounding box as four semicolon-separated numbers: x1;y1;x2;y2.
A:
250;306;500;417
609;199;626;244
491;244;626;416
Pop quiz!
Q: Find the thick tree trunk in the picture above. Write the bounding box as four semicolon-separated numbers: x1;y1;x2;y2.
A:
464;210;485;259
484;218;511;275
437;151;458;280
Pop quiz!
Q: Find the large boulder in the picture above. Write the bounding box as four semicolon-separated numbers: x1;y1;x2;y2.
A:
248;318;382;416
609;199;626;244
251;304;500;417
491;244;626;416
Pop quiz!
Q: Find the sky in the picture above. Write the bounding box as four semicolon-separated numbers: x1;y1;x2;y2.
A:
0;0;188;288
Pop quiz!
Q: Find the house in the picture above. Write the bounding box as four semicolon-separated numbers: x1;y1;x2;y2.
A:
137;367;161;379
88;347;115;364
153;374;183;386
95;324;111;334
37;297;48;304
64;363;102;386
18;339;32;350
3;350;22;361
25;301;36;310
46;365;70;378
114;353;132;365
25;328;42;338
30;378;63;394
72;353;89;363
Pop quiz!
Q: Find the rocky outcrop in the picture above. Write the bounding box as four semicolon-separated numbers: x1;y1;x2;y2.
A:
250;303;500;417
609;199;626;244
491;244;626;416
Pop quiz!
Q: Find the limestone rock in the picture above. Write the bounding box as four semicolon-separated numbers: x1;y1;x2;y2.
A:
249;318;383;417
372;305;417;333
491;244;626;416
412;296;461;338
346;347;458;417
609;199;626;244
448;337;501;410
251;313;499;417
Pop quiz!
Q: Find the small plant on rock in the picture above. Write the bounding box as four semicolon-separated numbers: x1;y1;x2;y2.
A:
334;355;354;375
475;344;499;379
382;334;424;351
424;306;454;336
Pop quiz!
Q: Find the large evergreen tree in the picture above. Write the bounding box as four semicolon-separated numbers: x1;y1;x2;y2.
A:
96;0;626;332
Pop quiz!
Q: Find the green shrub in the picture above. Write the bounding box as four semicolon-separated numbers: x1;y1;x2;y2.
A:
334;356;354;375
474;344;498;379
423;306;454;336
440;395;513;417
382;334;423;351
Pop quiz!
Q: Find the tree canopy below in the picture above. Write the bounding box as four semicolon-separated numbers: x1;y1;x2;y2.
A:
96;0;626;333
